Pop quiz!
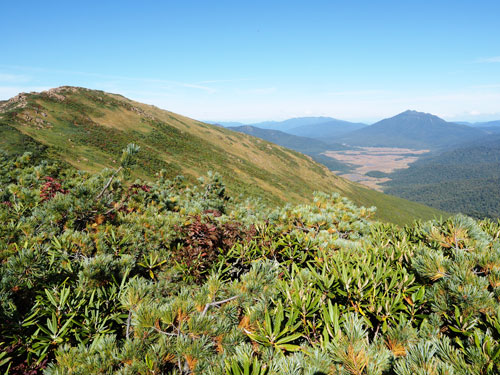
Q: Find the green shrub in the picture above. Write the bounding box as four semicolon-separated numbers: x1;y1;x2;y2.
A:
1;145;500;374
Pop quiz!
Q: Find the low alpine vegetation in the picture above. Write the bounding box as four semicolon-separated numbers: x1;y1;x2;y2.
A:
1;144;500;374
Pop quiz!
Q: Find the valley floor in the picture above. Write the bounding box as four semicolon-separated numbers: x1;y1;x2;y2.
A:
324;146;429;190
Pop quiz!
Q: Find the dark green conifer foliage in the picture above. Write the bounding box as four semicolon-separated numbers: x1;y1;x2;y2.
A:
1;145;500;374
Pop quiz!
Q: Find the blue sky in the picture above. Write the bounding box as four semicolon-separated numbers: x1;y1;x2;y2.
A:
1;0;499;123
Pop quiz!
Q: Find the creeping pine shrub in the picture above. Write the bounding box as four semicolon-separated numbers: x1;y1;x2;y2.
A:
172;215;256;282
2;145;500;374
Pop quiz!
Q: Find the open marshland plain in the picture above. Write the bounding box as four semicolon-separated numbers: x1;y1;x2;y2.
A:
324;147;429;190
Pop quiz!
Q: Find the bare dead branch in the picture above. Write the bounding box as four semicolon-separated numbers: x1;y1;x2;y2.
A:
201;295;238;316
95;166;122;200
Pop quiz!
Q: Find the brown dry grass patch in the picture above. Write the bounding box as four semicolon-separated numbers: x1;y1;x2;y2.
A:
323;147;429;191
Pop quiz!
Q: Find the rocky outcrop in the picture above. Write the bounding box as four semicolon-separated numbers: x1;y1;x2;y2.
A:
0;92;29;111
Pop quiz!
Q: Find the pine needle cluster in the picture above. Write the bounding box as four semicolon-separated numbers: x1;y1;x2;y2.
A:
1;145;500;374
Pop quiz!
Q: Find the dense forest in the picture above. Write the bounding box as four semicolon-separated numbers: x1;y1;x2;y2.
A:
384;135;500;218
2;144;500;374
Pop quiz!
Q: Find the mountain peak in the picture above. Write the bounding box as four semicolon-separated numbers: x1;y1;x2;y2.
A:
399;109;430;116
339;109;485;149
393;110;448;124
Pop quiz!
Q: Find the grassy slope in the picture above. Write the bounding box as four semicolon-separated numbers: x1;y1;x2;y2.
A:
0;86;447;225
227;125;355;173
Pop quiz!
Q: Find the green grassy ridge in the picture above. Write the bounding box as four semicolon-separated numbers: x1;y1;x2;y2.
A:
0;86;448;225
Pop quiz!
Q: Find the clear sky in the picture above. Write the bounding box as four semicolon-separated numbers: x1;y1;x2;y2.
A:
1;0;499;123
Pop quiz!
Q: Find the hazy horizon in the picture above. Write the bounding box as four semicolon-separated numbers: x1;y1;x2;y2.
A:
2;1;500;123
202;110;500;126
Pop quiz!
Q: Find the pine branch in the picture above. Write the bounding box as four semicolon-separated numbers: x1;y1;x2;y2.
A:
201;295;238;316
95;166;122;200
126;310;132;339
152;326;178;337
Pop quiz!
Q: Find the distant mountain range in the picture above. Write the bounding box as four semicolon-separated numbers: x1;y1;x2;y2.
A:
213;112;500;151
211;117;333;131
286;119;367;139
456;120;500;128
212;117;367;141
228;125;354;173
338;110;488;149
469;121;500;134
233;117;338;132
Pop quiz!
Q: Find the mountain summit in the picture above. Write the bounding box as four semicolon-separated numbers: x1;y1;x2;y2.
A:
339;110;486;149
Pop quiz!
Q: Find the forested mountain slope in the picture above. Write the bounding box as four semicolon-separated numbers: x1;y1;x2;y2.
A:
245;116;337;132
384;135;500;218
227;125;340;154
